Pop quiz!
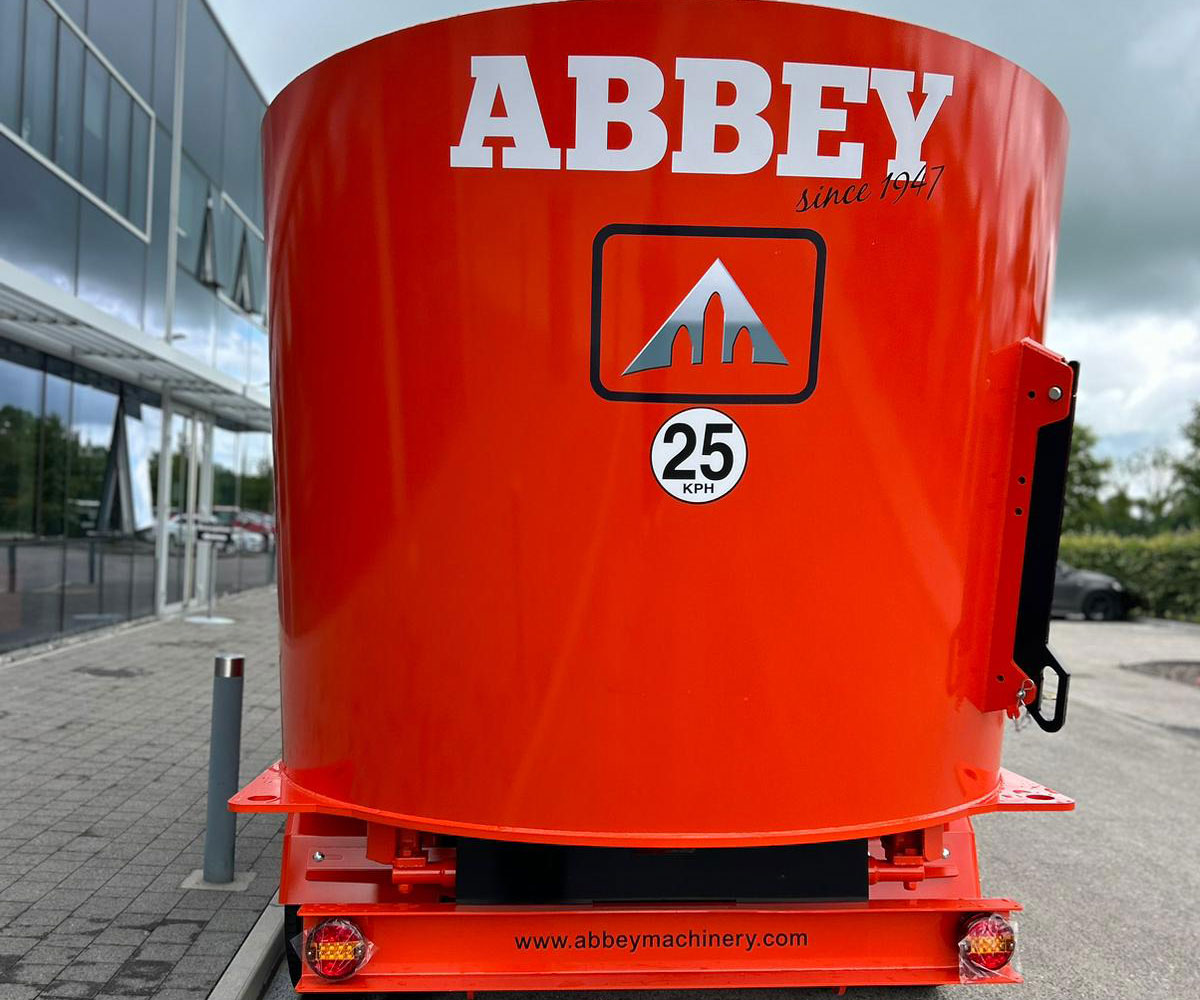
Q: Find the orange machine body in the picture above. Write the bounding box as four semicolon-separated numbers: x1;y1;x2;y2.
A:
236;0;1075;989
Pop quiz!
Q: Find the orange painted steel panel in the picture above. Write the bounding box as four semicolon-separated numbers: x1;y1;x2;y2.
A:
292;899;1023;992
263;0;1070;846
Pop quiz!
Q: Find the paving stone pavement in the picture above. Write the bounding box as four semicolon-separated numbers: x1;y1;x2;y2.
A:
0;588;284;1000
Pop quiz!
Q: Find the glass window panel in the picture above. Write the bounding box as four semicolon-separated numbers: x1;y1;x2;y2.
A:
53;19;83;177
67;373;117;539
196;200;216;284
246;327;268;389
61;536;96;629
182;0;224;183
218;204;240;297
172;270;215;365
84;0;153;101
76;200;147;330
215;534;238;595
164;412;188;605
176;154;206;274
249;232;266;317
252;131;263;230
59;1;87;27
221;59;264;224
238;430;274;591
0;356;44;538
212;195;233;289
214;304;248;384
0;137;80;292
168;413;188;513
128;106;149;229
151;0;176;122
212;427;238;508
63;372;117;632
231;230;255;313
143;122;171;336
40;369;70;539
105;80;131;216
138;401;162;511
81;50;107;194
0;1;26;131
21;0;56;156
131;534;155;617
130;400;159;617
239;432;273;515
125;407;155;531
89;536;133;626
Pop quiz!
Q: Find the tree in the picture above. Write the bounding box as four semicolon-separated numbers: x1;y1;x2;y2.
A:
1173;402;1200;529
1127;448;1179;531
1100;447;1181;535
1094;488;1141;536
1062;424;1110;532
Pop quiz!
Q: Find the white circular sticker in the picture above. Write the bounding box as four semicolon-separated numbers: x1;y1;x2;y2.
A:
650;407;747;504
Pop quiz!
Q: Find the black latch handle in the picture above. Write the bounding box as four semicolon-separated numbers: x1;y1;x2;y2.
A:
1012;361;1079;733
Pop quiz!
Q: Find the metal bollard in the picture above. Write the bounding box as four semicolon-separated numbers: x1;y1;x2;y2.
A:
202;653;245;883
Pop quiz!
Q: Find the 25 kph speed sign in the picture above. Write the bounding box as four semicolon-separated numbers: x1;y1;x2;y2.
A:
650;407;747;503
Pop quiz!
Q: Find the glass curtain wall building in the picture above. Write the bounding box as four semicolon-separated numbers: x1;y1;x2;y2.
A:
0;0;273;650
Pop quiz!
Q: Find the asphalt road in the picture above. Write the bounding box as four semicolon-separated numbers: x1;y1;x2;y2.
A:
262;618;1200;999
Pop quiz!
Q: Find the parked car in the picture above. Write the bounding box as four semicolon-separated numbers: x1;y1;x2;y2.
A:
166;513;264;553
1052;560;1135;620
214;506;276;552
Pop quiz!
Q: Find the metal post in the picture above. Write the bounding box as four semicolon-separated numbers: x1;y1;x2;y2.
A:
206;540;217;620
154;0;187;617
153;390;174;615
180;418;198;609
202;653;244;884
194;418;215;602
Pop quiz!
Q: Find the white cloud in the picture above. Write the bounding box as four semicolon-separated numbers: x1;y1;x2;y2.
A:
1049;306;1200;458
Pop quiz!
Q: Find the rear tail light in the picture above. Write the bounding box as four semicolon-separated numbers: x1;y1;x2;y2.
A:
959;912;1016;973
305;917;369;980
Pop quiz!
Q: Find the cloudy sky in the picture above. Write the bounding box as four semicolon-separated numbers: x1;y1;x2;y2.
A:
209;0;1200;465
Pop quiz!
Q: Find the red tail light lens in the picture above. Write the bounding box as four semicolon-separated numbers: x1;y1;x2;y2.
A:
305;918;368;980
960;912;1016;972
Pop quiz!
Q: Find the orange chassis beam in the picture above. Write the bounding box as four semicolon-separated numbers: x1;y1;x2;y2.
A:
294;899;1023;992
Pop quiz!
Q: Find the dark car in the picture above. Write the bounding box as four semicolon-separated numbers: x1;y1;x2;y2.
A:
1052;560;1134;620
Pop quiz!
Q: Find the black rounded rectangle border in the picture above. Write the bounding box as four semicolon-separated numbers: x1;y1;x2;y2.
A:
590;223;826;405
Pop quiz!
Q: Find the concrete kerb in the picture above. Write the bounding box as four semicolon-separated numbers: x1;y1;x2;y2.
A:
209;893;286;1000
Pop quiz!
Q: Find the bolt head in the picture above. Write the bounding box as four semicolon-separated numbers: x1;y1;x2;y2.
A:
1048;385;1063;401
312;851;325;862
942;847;951;858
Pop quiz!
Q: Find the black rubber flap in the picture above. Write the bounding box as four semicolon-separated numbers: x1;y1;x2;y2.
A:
455;838;868;904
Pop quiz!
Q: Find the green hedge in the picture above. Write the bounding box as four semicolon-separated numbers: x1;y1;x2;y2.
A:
1057;532;1200;620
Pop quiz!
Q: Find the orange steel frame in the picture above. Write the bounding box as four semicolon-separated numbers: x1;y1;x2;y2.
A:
294;899;1022;992
233;767;1071;991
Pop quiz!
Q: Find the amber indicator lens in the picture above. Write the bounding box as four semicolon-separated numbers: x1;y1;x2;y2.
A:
959;913;1016;972
305;918;368;980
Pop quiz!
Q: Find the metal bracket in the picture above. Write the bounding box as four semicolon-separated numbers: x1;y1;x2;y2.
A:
993;768;1074;811
1012;360;1079;732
